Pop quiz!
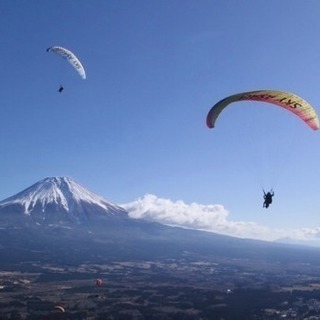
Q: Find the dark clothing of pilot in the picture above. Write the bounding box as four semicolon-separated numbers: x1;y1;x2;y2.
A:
263;191;274;208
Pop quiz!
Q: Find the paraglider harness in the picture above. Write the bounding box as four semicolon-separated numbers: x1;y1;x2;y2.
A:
263;189;274;208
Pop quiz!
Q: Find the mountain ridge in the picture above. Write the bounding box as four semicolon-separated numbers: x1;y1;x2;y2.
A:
0;177;127;225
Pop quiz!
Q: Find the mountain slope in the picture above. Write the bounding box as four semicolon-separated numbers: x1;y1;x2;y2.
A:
0;177;127;225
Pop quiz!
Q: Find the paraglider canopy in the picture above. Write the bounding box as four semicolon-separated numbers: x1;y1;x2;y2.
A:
206;90;320;201
206;90;319;131
96;278;103;287
47;46;86;80
54;305;65;313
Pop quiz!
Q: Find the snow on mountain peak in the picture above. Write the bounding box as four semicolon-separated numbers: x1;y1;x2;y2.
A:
0;177;126;218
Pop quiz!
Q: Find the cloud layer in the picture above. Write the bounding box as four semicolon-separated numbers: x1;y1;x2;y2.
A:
122;194;277;241
122;194;320;244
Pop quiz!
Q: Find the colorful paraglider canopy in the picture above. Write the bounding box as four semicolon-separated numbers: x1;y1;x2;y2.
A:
47;46;86;79
54;305;65;313
96;278;103;286
206;90;319;130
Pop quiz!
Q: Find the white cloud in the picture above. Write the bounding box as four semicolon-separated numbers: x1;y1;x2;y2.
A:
290;227;320;241
122;194;280;241
122;194;320;245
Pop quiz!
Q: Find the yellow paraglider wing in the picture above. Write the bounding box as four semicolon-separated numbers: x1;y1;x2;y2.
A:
206;90;319;130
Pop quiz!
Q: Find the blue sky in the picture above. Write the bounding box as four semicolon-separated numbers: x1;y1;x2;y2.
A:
1;1;320;241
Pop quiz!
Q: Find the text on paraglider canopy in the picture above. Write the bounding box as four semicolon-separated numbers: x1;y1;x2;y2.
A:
239;93;302;109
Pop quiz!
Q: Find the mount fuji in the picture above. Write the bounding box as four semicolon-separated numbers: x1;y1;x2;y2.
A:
0;177;127;226
0;176;214;263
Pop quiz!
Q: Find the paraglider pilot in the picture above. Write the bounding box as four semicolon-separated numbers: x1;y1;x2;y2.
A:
58;85;64;93
263;190;274;208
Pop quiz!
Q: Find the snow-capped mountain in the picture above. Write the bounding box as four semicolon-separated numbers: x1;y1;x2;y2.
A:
0;177;127;224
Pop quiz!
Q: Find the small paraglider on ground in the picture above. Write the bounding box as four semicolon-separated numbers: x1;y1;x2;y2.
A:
95;278;103;287
54;305;65;313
